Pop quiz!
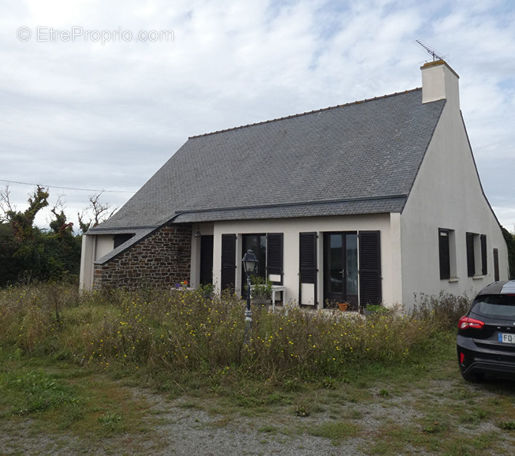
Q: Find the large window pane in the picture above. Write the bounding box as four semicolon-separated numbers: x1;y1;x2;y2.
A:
439;229;450;280
346;233;358;295
329;234;343;293
242;234;266;279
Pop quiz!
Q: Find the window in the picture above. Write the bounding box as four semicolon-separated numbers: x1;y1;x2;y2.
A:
471;294;515;319
223;232;284;293
466;232;487;277
439;229;455;280
241;233;284;290
242;234;267;279
439;229;450;279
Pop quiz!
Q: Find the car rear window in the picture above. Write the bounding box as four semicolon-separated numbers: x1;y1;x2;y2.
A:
472;294;515;318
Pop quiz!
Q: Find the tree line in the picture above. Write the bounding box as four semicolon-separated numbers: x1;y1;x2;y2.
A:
0;186;114;286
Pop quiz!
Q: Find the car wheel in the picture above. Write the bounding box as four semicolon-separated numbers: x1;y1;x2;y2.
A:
460;366;484;383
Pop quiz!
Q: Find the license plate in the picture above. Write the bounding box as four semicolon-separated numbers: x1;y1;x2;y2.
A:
498;333;515;344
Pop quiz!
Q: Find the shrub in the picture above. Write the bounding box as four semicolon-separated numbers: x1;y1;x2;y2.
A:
410;292;470;331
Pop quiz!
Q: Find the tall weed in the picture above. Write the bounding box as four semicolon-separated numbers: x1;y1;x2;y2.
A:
411;292;470;331
0;284;460;380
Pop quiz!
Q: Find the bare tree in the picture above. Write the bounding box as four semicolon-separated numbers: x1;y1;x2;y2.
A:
78;192;116;234
0;185;14;222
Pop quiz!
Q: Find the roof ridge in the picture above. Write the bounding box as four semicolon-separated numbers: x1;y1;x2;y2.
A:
188;87;421;139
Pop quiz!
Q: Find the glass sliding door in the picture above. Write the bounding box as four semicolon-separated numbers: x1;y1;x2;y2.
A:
323;232;358;310
327;233;344;295
345;233;358;299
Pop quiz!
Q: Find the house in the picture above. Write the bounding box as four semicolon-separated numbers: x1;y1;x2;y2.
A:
79;60;509;309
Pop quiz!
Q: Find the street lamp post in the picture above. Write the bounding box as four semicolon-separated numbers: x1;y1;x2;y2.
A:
242;249;258;344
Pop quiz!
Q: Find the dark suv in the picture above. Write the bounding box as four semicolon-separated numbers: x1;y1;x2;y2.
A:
457;280;515;382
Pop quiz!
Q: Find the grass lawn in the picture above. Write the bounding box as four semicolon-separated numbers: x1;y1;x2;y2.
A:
0;348;158;454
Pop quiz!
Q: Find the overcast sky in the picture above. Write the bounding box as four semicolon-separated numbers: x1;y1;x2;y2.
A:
1;0;514;232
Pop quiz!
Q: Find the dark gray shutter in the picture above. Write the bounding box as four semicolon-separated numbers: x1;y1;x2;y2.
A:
439;229;450;280
299;232;317;305
266;233;283;283
481;234;487;275
200;235;214;285
359;231;381;307
493;248;499;281
466;233;475;277
221;234;236;290
299;233;317;283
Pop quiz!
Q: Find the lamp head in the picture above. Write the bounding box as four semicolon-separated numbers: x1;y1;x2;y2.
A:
242;249;258;275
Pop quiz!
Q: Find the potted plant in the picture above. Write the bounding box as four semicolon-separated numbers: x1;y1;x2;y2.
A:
337;302;349;311
250;275;272;306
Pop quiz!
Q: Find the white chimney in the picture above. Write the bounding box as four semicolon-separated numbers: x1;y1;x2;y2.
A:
421;60;460;109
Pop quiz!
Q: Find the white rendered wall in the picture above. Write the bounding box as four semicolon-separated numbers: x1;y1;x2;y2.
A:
95;235;114;260
211;214;400;307
79;235;95;291
79;234;114;291
400;100;509;307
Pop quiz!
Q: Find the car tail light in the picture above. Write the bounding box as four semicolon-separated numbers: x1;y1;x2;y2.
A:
458;316;484;330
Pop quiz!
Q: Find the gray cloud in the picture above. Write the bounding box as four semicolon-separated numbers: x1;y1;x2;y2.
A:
0;0;514;231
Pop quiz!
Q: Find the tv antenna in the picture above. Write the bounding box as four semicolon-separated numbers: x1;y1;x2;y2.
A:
416;40;444;61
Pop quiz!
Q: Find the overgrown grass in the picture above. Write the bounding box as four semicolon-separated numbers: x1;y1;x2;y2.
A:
0;284;466;384
0;368;81;417
309;420;361;445
0;349;151;439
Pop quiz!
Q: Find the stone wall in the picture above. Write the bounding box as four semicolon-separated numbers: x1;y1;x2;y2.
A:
93;224;191;290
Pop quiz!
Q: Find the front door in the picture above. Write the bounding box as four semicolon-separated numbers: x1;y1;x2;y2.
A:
323;232;358;310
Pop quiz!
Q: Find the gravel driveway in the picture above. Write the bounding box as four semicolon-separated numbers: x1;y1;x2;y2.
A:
1;375;514;456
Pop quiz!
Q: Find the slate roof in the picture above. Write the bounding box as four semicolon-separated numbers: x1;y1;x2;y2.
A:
90;88;445;233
